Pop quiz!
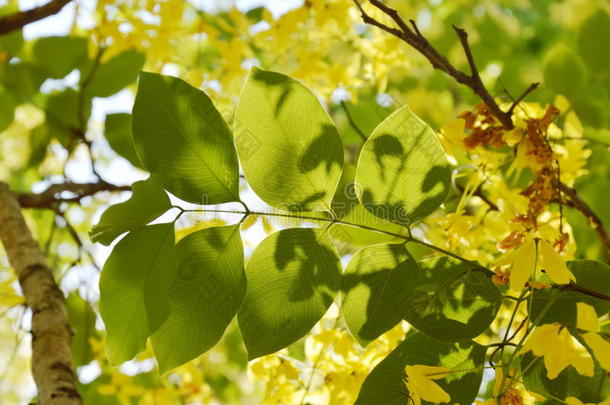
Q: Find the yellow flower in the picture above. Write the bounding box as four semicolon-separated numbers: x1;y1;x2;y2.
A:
403;365;451;405
538;240;575;285
581;333;610;371
0;277;24;307
520;323;593;379
98;373;146;405
576;303;610;372
576;302;599;332
495;239;574;292
495;240;537;292
565;397;610;405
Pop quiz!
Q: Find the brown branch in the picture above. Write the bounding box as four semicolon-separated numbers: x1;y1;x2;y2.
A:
0;0;72;35
353;0;541;130
16;181;131;209
0;182;83;405
553;181;610;253
71;46;106;179
507;82;540;116
354;1;610;252
562;281;610;303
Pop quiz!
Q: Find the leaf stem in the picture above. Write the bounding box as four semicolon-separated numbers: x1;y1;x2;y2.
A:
182;207;486;268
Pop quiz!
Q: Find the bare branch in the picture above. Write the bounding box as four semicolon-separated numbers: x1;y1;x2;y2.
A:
562;281;610;303
354;1;608;252
368;0;412;33
507;82;541;116
554;181;610;253
0;0;72;35
352;0;404;39
408;19;423;37
16;181;131;209
353;0;541;130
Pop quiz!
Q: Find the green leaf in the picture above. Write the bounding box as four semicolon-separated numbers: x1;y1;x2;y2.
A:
521;351;610;404
0;5;24;56
32;36;88;79
577;10;610;75
132;72;239;204
27;124;52;167
151;225;246;373
0;63;46;100
330;164;407;251
355;105;451;225
543;43;588;98
87;49;145;97
104;113;143;168
237;228;341;359
91;176;171;245
573;93;608;129
99;223;176;364
66;293;98;367
341;243;417;346
530;260;610;325
355;332;485;405
235;67;343;211
44;89;92;146
0;88;17;131
402;257;501;342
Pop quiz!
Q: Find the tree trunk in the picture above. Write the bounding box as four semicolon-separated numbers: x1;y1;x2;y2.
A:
0;182;82;405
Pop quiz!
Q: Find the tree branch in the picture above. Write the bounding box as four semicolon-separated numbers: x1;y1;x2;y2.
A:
353;0;541;130
0;0;72;35
16;181;131;209
353;1;610;251
562;281;610;303
554;181;610;253
0;182;82;405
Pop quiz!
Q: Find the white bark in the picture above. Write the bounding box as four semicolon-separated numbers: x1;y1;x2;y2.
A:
0;182;82;405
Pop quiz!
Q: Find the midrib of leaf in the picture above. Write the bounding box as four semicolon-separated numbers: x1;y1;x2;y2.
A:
189;226;242;307
140;225;173;326
144;79;237;200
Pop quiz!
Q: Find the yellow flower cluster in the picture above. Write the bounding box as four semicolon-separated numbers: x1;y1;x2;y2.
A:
249;310;408;404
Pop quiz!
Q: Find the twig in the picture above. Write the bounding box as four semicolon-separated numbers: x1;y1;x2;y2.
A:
339;100;368;141
352;0;540;130
354;0;608;253
507;83;540;116
73;46;106;179
553;180;610;253
15;181;131;209
452;25;480;81
562;282;610;303
0;0;72;35
55;210;102;272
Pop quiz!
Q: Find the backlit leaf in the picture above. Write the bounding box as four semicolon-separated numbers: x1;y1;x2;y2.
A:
152;225;246;373
91;176;171;245
235;67;343;212
99;223;176;364
237;228;341;359
132;72;240;204
355;105;451;225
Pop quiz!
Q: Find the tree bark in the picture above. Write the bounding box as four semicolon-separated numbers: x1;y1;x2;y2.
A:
0;182;82;405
